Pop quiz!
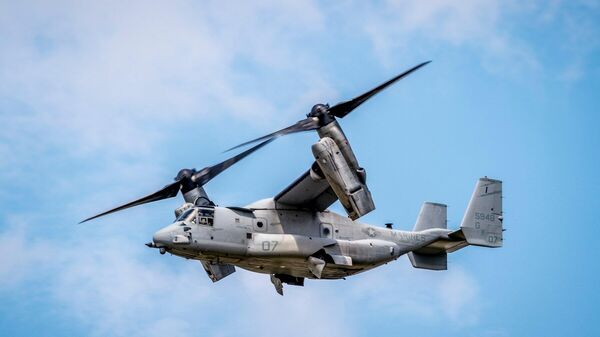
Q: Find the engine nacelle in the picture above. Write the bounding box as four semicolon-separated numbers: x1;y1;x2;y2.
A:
311;137;375;219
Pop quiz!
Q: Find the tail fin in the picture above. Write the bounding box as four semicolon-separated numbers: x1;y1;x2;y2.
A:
413;202;447;231
409;202;448;270
459;177;503;247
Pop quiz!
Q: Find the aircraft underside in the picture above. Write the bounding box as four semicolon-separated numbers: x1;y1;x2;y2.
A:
234;257;383;280
169;248;390;280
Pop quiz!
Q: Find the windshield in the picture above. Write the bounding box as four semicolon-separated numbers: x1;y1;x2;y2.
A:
176;208;194;222
197;207;214;226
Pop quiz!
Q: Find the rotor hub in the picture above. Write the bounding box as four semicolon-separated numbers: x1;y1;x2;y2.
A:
308;103;329;118
175;168;202;194
175;168;195;181
308;103;335;126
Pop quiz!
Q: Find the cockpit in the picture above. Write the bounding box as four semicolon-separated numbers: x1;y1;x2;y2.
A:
176;206;215;226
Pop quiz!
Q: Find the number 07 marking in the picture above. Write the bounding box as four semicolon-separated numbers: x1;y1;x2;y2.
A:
261;241;278;251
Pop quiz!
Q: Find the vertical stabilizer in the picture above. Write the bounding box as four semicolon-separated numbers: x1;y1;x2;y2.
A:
460;177;503;247
409;202;448;270
413;202;447;231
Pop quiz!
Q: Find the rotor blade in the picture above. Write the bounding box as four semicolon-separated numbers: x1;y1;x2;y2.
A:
224;117;319;152
80;138;272;224
79;180;181;224
328;60;431;118
193;138;274;186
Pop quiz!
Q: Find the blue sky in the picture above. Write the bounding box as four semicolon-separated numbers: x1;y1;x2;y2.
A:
1;1;599;336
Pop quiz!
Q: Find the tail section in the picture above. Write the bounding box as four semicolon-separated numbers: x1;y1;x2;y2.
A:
407;177;503;271
460;177;503;247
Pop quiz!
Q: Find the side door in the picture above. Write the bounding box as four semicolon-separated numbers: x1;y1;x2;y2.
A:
191;208;214;243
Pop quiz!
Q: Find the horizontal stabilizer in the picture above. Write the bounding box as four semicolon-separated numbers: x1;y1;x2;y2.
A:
408;251;447;270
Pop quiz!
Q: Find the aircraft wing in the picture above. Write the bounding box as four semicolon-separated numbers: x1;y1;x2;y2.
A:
274;166;338;211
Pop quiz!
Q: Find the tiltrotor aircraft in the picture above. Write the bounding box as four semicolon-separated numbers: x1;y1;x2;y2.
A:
81;61;503;295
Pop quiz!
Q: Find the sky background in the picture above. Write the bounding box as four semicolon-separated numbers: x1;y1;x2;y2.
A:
1;1;599;336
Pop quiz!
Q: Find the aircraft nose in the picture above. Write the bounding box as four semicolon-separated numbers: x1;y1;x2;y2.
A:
152;227;172;246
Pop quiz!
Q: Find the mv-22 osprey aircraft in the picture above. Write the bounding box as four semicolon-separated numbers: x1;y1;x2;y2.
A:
81;61;503;295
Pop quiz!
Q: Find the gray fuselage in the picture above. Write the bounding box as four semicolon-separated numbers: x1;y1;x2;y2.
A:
152;198;449;280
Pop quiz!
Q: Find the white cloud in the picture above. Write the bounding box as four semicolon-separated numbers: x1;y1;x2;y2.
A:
0;0;329;160
0;0;339;218
345;258;481;326
0;216;55;288
358;0;540;76
556;1;600;82
52;239;211;337
438;266;480;324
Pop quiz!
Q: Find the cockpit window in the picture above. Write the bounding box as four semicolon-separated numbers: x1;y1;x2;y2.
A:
176;208;195;222
197;207;214;226
176;207;214;226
